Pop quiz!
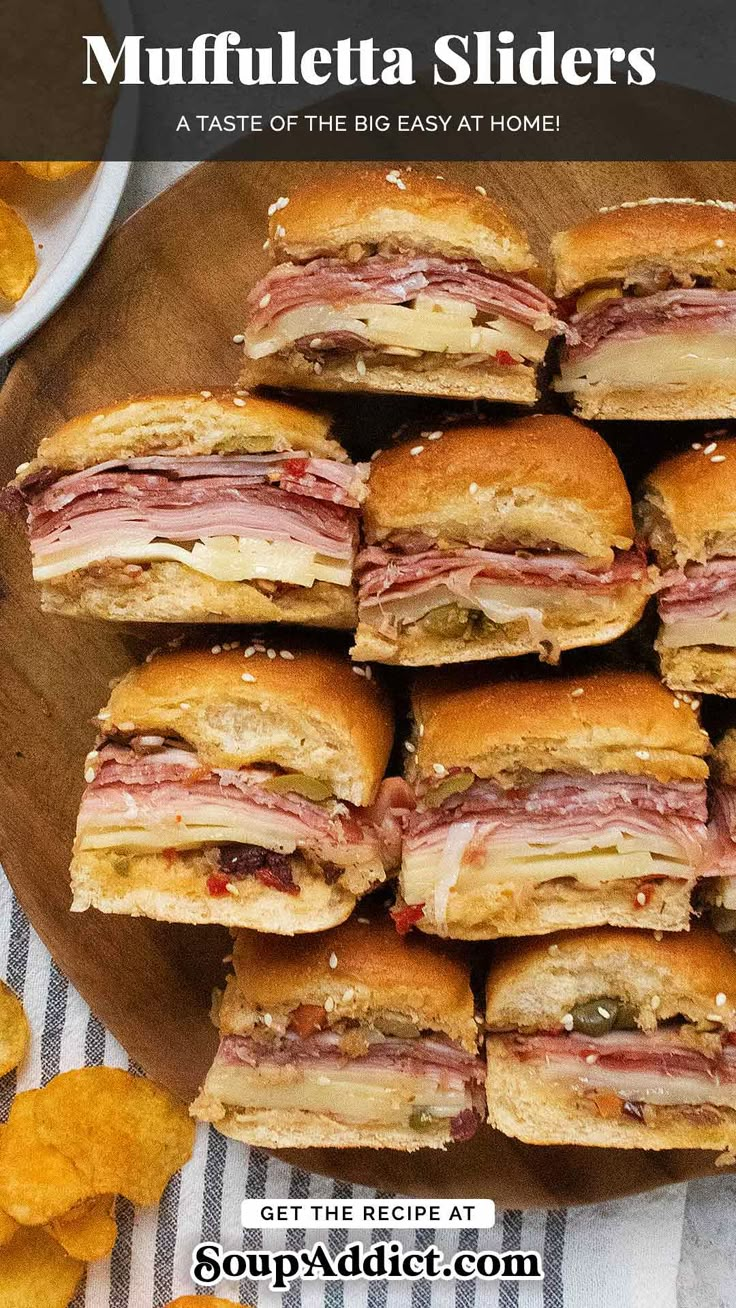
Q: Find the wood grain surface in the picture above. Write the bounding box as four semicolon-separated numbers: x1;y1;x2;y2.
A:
1;160;735;1205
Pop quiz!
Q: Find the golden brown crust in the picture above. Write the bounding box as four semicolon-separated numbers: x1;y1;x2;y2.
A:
638;438;736;566
364;416;634;555
219;917;478;1051
267;168;536;272
658;644;736;699
240;351;539;405
101;643;394;805
485;1044;736;1151
485;925;736;1032
712;729;736;787
351;590;649;667
410;668;710;785
552;200;736;296
557;381;736;423
39;568;356;628
18;391;343;477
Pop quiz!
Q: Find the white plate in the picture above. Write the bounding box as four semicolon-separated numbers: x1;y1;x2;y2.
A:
0;160;131;359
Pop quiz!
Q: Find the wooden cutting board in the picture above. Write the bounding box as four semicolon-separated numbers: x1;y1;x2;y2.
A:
1;159;735;1206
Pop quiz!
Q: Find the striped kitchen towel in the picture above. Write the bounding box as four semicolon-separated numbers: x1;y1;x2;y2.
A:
1;870;732;1307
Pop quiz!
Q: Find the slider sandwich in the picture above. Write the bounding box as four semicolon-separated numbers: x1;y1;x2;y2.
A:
352;416;650;666
397;669;709;939
241;168;566;403
193;916;485;1149
4;392;365;625
553;198;736;420
71;643;409;933
637;438;736;696
699;730;736;921
485;926;736;1151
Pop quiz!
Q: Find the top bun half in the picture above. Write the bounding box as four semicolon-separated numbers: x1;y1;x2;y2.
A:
100;643;394;806
365;416;635;558
552;199;736;296
409;668;709;785
219;916;479;1051
636;438;736;568
485;925;736;1034
21;392;345;477
267;167;537;273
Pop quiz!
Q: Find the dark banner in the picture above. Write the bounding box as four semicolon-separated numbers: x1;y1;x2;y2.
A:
3;0;736;160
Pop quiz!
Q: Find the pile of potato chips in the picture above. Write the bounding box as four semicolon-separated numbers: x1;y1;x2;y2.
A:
0;983;195;1307
0;161;93;305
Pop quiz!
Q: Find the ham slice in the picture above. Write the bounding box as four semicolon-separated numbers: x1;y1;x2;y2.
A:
703;785;736;878
219;1028;483;1082
565;288;736;362
246;254;566;338
659;559;736;623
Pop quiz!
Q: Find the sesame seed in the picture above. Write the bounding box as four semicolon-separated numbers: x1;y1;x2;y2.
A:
280;650;295;660
259;292;271;308
211;644;222;654
410;445;424;456
469;482;479;495
426;430;443;441
233;397;247;407
716;992;727;1006
692;442;702;450
597;1007;611;1019
356;355;367;377
636;891;647;905
15;461;30;474
226;883;239;896
328;952;338;969
267;196;290;215
704;441;718;454
571;687;584;697
263;1012;273;1026
267;648;276;659
635;749;650;760
314;362;323;374
275;224;286;238
232;333;245;344
84;768;96;783
716;238;726;248
585;1053;598;1064
475;185;487;196
405;741;416;753
418;723;425;736
651;994;661;1010
562;1013;574;1031
263;238;271;250
690;698;701;710
432;763;447;776
342;988;355;1002
241;672;256;682
352;665;366;677
364;666;372;680
548;943;560;955
179;702;191;710
385;170;406;190
654;931;663;941
116;720;134;730
200;390;213;399
712;454;727;463
357;916;370;924
324;996;335;1012
673;698;682;709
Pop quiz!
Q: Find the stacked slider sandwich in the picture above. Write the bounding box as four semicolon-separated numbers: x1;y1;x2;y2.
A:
397;669;710;939
352;416;651;666
637;437;736;696
193;915;486;1149
71;643;410;933
484;926;736;1150
553;198;736;420
4;392;365;626
700;729;736;922
240;168;566;403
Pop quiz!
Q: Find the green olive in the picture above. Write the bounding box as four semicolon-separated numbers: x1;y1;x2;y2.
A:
264;774;332;802
418;604;471;638
570;997;622;1037
612;1002;638;1031
423;770;475;809
409;1107;438;1131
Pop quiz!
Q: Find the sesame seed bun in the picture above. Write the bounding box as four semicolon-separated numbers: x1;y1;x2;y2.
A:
219;917;479;1051
409;668;710;785
267;168;537;273
552;199;736;297
364;417;635;556
100;644;394;806
19;391;345;476
637;438;736;568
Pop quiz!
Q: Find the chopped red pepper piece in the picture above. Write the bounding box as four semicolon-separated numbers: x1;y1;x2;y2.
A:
494;349;517;367
390;902;425;935
206;873;230;897
282;458;310;478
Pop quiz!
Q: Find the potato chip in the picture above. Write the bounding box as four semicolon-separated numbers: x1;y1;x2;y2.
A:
0;1067;195;1225
0;980;30;1077
166;1299;239;1307
46;1194;117;1261
0;1226;83;1308
0;200;36;303
0;1208;18;1249
17;162;93;181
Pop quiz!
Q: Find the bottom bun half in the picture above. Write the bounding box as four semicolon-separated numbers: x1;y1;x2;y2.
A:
658;642;736;698
191;1097;453;1151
